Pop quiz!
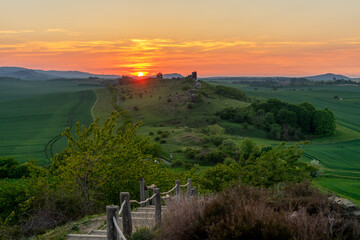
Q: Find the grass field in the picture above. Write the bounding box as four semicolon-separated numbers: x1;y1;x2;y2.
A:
0;79;97;165
210;82;360;205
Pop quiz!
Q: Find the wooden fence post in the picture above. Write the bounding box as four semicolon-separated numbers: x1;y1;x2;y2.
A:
186;178;191;198
106;206;119;240
140;177;145;207
154;188;161;224
120;192;132;236
152;189;156;206
145;190;149;206
176;180;181;199
191;187;197;197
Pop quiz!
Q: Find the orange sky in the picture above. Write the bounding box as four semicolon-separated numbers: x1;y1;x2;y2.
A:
1;0;360;77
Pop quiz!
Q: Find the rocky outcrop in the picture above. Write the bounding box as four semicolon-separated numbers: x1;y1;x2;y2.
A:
329;196;360;217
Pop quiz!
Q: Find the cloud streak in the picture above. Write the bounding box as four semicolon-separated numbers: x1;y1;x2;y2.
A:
1;38;360;76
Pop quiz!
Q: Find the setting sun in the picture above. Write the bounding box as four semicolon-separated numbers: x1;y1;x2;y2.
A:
138;72;144;77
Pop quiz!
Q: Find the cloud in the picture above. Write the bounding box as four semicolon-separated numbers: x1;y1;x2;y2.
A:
0;30;34;34
1;38;360;76
46;29;67;32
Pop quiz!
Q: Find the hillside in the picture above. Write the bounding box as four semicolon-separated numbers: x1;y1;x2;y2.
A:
305;73;351;81
0;67;120;81
92;77;251;167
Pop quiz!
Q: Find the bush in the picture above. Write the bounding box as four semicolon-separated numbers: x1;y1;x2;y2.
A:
182;84;193;91
149;132;154;136
209;135;225;146
183;163;193;170
171;160;184;168
154;136;161;141
129;227;155;240
0;157;29;178
160;140;167;144
161;131;170;138
157;183;360;240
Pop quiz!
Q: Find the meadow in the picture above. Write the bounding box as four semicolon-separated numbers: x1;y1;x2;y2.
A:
209;82;360;205
0;78;97;165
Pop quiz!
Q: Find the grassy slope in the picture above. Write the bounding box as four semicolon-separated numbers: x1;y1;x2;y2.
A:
92;79;360;204
92;79;249;167
212;82;360;205
0;79;97;165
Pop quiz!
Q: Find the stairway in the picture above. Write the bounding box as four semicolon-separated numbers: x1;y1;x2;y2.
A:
67;205;166;239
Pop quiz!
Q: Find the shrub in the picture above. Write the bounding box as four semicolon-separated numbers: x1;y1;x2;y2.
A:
182;84;192;91
129;227;155;240
183;163;193;170
149;132;154;136
160;140;167;144
161;131;170;138
133;106;139;111
157;183;360;240
171;160;184;168
154;137;161;141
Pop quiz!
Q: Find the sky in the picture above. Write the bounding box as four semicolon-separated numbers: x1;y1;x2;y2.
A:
1;0;360;77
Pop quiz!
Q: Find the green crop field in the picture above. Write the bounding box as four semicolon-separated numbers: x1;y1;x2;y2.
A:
209;82;360;205
0;79;97;165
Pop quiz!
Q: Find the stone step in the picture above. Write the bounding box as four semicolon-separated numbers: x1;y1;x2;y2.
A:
67;234;106;240
90;230;106;235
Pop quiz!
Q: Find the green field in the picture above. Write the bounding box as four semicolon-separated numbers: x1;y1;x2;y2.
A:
210;82;360;205
0;79;97;165
13;76;357;205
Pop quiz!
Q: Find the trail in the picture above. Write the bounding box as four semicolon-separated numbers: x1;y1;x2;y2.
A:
44;92;85;162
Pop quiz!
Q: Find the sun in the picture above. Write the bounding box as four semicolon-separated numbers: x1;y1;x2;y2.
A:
138;72;144;77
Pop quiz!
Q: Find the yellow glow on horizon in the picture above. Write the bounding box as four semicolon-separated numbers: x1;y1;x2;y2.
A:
138;72;144;77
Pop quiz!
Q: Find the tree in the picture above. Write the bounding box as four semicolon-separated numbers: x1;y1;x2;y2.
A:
53;111;179;211
312;109;336;136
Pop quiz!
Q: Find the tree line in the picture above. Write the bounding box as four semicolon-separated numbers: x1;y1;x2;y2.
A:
217;98;336;140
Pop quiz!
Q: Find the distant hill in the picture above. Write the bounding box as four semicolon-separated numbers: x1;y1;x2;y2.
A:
0;67;120;81
305;73;351;81
162;73;183;79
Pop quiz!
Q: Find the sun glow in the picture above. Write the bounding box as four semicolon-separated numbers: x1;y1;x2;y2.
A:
138;72;144;77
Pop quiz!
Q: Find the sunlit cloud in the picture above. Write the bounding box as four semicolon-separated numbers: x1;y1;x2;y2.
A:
0;30;34;34
46;29;67;32
1;38;360;77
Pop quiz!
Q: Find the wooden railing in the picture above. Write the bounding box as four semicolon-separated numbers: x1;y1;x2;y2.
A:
106;178;197;240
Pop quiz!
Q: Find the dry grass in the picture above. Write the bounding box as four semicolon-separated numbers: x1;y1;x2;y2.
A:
157;182;360;240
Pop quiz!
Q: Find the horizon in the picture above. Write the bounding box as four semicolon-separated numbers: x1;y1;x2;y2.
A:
2;0;360;77
1;66;358;79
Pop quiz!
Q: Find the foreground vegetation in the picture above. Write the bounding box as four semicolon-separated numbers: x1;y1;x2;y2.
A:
159;183;360;240
1;76;359;239
0;110;322;239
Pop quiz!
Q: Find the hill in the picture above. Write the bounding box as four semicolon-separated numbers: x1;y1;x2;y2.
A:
163;73;183;79
0;67;120;81
305;73;351;81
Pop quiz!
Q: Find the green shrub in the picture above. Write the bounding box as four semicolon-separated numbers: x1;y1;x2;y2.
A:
183;163;193;170
171;160;184;168
129;227;155;240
